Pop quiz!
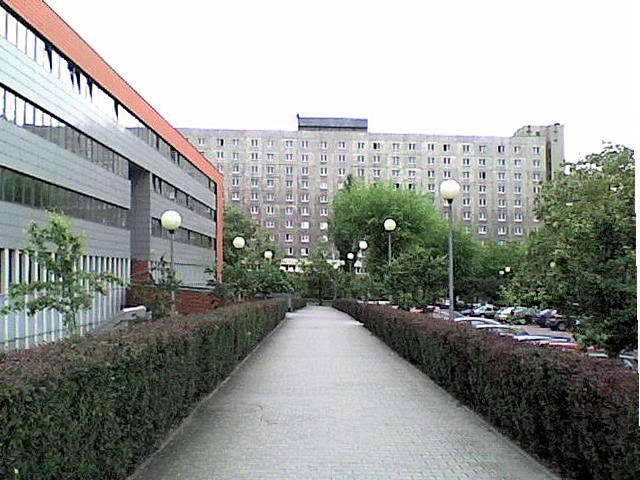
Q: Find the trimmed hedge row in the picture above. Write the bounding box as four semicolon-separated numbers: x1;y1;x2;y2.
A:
334;299;640;480
0;299;287;480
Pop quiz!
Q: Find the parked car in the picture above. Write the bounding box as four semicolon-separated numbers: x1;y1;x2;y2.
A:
471;304;497;319
533;308;558;327
455;316;502;326
474;324;523;336
585;350;638;370
513;333;572;343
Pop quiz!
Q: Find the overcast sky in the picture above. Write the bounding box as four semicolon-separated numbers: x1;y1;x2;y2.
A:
45;0;637;163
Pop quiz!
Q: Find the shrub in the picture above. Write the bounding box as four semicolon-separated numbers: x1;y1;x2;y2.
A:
334;299;640;480
0;299;287;480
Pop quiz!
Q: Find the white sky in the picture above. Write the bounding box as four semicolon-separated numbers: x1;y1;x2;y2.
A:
45;0;638;163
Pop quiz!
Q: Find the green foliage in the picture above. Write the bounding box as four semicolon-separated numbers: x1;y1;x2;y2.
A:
335;300;639;480
298;249;338;302
504;145;636;354
210;205;289;301
0;299;288;480
0;213;122;333
330;182;447;278
128;257;181;320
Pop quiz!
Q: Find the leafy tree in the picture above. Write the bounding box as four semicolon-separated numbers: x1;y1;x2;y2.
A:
0;213;122;333
329;181;448;278
209;205;290;301
298;249;338;302
505;145;636;354
129;256;181;320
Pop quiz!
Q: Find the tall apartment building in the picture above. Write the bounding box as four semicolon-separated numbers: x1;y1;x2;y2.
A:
181;116;563;267
0;0;223;348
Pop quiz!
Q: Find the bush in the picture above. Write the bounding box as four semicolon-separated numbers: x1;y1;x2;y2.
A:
0;299;287;480
291;296;308;311
334;299;640;480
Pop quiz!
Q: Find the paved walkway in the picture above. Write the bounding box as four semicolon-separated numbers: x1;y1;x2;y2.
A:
133;306;559;480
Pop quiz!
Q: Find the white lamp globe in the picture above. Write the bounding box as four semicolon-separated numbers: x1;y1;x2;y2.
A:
504;266;511;273
383;218;397;232
549;261;556;269
499;270;505;276
358;240;368;251
439;179;461;200
160;210;182;231
232;236;246;249
264;250;273;260
347;252;355;260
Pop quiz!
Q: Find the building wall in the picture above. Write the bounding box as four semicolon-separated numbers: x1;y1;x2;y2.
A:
181;121;564;262
0;1;222;348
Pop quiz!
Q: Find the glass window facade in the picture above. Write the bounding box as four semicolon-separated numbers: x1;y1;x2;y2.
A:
0;166;128;229
151;218;213;249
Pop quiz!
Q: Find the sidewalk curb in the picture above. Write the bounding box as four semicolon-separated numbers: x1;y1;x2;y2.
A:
127;311;293;480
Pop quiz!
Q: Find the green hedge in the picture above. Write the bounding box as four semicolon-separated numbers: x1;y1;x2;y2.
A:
334;299;640;480
0;299;287;480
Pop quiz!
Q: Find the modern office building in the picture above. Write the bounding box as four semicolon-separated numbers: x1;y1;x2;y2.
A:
0;0;223;348
181;117;563;268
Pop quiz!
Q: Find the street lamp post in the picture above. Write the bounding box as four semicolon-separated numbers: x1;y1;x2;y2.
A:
383;218;396;266
439;179;461;320
160;210;182;315
264;250;273;262
347;252;355;273
358;240;368;273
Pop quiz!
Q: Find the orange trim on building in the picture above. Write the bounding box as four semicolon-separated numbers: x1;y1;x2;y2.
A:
5;0;224;280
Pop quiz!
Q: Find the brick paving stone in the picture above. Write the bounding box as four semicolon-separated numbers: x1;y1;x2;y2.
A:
133;306;560;480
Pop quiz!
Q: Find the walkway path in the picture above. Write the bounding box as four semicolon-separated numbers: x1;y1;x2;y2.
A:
133;306;559;480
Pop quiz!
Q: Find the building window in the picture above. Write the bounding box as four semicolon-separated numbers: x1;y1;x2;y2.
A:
357;142;366;149
357;168;365;177
463;211;471;220
532;146;541;155
231;191;240;201
497;158;506;167
478;198;487;207
478;211;487;221
266;179;275;188
337;141;346;149
300;193;309;202
514;172;523;181
284;139;294;148
498;212;506;222
408;142;416;151
285;193;294;202
514;226;523;236
251;192;259;201
462;158;470;166
533;159;541;168
373;169;381;178
250;152;259;160
320;167;328;176
301;167;309;175
498;226;507;236
320;208;329;216
392;169;400;177
357;155;366;163
372;141;382;150
286;247;294;256
250;165;259;174
197;137;206;146
408;170;416;177
515;212;523;222
462;184;470;193
285;206;295;215
232;138;239;146
497;145;505;153
497;185;506;194
265;220;275;228
320;141;328;149
514;185;522;194
407;156;416;165
265;205;275;215
478;171;487;180
250;205;259;215
443;171;452;179
514;199;522;208
232;178;240;186
478;225;487;235
300;140;309;148
514;159;523;168
250;139;259;147
462;197;470;206
514;146;521;154
320;194;329;203
462;144;470;153
319;222;328;230
443;157;452;165
478;158;487;167
301;235;310;243
285;234;293;243
427;157;436;165
392;143;400;150
250;178;259;187
372;155;381;164
427;170;435;178
302;154;310;163
443;144;451;152
300;206;309;216
427;184;435;192
338;168;346;176
478;184;486;193
216;138;224;147
285;153;293;161
498;198;507;208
